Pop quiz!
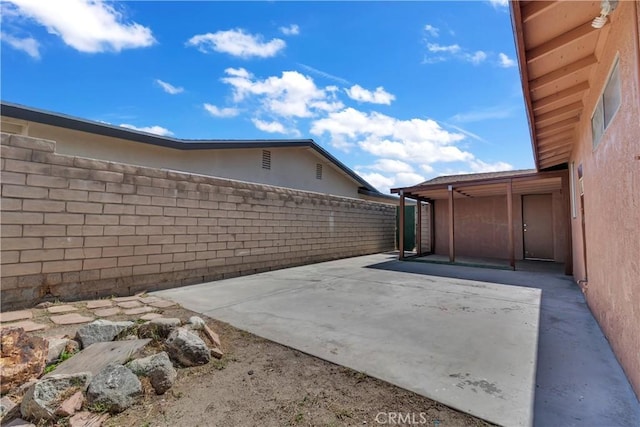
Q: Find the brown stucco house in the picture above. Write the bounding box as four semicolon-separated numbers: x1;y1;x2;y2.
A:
393;0;640;398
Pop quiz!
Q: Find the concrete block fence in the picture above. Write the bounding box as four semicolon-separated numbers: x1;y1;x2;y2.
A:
0;133;396;310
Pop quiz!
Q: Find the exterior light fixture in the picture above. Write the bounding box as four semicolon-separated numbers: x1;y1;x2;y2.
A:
592;0;619;28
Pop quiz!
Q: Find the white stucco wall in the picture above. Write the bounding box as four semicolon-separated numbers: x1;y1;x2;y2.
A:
20;122;361;198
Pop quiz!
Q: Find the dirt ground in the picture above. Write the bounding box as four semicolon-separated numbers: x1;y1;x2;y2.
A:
103;306;491;427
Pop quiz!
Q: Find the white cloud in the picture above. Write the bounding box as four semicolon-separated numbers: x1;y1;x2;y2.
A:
1;32;40;58
297;63;350;85
5;0;155;53
203;103;240;118
187;28;285;58
424;24;439;37
451;106;515;123
356;169;426;194
465;50;487;65
427;43;461;54
311;107;471;165
467;159;514;173
498;52;516;68
221;68;341;118
345;85;395;105
120;124;173;136
368;159;415;174
489;0;509;7
155;79;184;95
279;24;299;36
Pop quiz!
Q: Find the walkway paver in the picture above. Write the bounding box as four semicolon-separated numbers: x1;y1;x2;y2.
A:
50;313;94;325
0;320;46;332
93;307;121;317
47;304;77;314
86;300;113;309
0;310;32;323
116;301;142;309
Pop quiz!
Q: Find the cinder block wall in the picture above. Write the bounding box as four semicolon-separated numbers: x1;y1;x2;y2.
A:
0;134;396;310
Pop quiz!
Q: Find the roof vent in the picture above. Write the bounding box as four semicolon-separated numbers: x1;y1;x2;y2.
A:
316;163;323;180
262;150;271;170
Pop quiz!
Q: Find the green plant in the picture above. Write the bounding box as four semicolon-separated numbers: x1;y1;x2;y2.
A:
43;349;76;374
88;401;109;414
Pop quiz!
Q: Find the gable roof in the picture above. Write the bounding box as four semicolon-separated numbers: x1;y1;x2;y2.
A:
1;101;383;196
416;169;537;186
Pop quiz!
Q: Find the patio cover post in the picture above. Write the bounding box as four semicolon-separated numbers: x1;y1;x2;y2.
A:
448;185;455;262
429;199;435;254
507;180;515;270
399;191;405;260
416;199;422;256
561;173;573;275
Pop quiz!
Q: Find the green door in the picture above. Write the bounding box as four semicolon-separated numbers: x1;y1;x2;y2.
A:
396;205;416;251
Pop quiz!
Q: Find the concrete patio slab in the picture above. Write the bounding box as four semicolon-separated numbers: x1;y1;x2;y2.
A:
155;253;542;426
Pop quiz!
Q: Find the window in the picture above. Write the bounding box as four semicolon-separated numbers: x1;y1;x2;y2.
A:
316;163;323;180
262;150;271;170
592;56;621;148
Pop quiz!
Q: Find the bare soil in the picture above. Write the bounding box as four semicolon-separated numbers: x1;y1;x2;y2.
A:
104;306;492;427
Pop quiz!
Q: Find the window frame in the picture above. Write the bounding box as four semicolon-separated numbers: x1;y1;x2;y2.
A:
591;55;621;149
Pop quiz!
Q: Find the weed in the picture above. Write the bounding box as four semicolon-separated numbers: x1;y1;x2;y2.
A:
43;349;76;374
211;358;228;370
88;401;110;414
294;412;304;424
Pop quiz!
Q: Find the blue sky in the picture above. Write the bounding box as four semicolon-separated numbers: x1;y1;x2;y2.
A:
1;0;534;194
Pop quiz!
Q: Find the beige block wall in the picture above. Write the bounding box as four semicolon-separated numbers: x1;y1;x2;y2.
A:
0;133;396;310
569;1;640;397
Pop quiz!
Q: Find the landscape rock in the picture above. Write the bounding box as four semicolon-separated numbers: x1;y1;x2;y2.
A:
69;411;109;427
165;327;211;367
203;324;222;348
0;328;47;394
126;352;177;395
20;372;92;421
138;318;180;340
3;418;36;427
1;396;18;421
46;337;70;364
186;316;206;330
86;364;141;413
75;320;134;348
66;339;81;354
55;391;84;417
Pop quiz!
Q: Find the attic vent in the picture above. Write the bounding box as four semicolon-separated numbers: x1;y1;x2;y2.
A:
316;163;323;180
262;150;271;170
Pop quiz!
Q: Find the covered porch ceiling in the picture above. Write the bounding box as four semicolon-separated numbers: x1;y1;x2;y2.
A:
512;0;610;170
391;170;565;201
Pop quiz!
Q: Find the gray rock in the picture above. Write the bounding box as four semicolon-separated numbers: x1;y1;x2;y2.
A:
126;352;177;394
1;396;18;421
186;316;206;331
46;338;69;364
138;317;181;340
165;327;211;367
3;418;36;427
20;372;92;421
86;364;141;413
75;320;134;348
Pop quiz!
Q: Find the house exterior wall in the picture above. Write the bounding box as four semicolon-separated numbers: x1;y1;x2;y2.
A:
568;1;640;396
17;122;360;199
0;133;396;310
432;193;567;262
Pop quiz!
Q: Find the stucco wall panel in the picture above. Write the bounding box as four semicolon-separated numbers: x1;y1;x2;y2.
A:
569;0;640;396
24;123;359;198
0;134;396;310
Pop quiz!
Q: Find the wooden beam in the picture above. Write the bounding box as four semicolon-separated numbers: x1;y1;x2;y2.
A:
538;130;575;147
539;153;572;168
507;180;515;270
539;146;574;161
538;141;574;156
561;173;573;275
430;200;436;254
448;185;455;262
533;81;590;111
522;1;555;23
416;200;422;256
530;55;597;91
399;193;405;260
536;116;580;138
536;101;583;126
527;21;597;63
